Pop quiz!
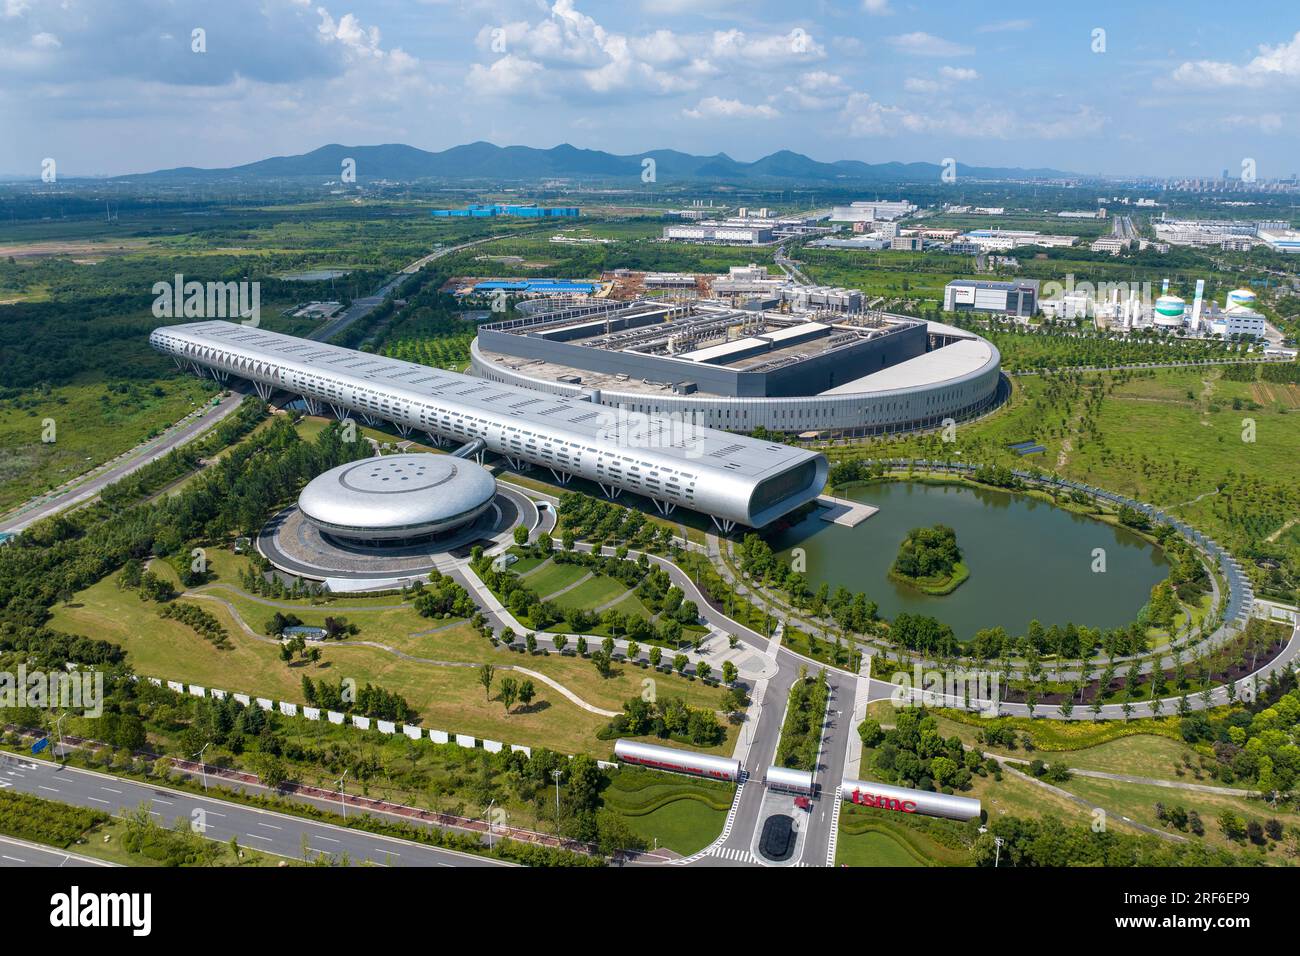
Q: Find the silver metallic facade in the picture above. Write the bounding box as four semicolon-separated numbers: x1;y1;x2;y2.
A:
839;778;981;821
763;765;816;794
150;321;828;529
297;454;497;541
614;739;742;782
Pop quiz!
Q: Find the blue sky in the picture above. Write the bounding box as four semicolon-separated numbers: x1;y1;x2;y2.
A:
2;0;1298;178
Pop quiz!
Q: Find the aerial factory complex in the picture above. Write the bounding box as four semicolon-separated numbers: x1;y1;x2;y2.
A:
471;295;1002;437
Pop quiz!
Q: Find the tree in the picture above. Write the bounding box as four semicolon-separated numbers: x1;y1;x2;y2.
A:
499;677;519;714
517;679;536;711
649;646;662;669
673;653;689;675
626;640;640;663
553;634;568;654
513;525;529;546
722;661;738;685
592;650;613;679
696;662;712;682
478;663;495;700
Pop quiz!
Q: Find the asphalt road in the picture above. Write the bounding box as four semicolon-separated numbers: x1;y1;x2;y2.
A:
0;753;508;868
0;391;245;535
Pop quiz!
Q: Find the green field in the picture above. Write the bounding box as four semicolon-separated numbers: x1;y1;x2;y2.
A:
600;768;733;855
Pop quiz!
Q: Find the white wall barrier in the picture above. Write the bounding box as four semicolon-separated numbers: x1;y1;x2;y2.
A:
279;702;298;717
430;730;449;744
256;698;274;711
483;740;503;754
455;733;475;749
167;681;184;693
147;677;162;687
402;725;423;741
352;715;371;731
210;689;227;700
302;706;321;721
376;720;396;735
188;685;205;698
234;694;251;706
510;744;532;757
597;760;617;770
327;711;345;725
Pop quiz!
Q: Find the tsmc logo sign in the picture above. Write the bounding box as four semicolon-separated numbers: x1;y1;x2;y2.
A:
849;789;917;814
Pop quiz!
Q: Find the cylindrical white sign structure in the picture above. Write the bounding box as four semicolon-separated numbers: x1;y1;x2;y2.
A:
764;765;815;795
840;778;981;821
614;739;741;782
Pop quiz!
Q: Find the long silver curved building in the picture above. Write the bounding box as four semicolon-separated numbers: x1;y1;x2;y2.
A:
150;321;828;531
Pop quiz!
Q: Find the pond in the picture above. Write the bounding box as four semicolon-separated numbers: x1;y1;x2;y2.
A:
767;481;1170;639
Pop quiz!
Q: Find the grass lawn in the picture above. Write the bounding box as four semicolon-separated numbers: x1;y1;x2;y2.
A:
522;560;590;597
549;574;628;609
835;803;972;866
835;827;927;867
50;569;731;754
601;768;732;855
0;376;215;513
1057;775;1299;858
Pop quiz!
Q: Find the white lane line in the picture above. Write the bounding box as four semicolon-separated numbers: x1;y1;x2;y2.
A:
2;855;25;863
151;797;174;805
88;797;111;805
256;822;282;830
244;833;273;842
313;835;340;844
206;811;226;818
38;785;60;793
100;787;123;794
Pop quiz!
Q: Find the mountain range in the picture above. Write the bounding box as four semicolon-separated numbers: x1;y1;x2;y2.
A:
120;142;1073;185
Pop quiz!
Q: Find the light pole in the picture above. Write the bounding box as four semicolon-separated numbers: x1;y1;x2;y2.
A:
193;742;211;791
994;836;1004;868
551;768;563;821
486;799;497;850
337;770;350;820
54;712;69;763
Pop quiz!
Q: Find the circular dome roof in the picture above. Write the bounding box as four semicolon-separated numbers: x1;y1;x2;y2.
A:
298;454;496;540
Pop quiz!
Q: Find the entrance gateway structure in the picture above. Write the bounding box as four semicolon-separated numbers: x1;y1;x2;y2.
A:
151;321;829;532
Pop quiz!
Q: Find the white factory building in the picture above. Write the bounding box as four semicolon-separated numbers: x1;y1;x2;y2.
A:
829;200;916;222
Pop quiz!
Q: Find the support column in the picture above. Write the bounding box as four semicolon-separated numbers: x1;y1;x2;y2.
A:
252;381;272;401
548;468;573;485
711;516;736;534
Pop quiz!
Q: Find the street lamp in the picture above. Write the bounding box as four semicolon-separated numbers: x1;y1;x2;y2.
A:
994;836;1004;868
336;770;350;820
54;712;69;763
486;799;497;850
551;768;563;821
193;742;211;791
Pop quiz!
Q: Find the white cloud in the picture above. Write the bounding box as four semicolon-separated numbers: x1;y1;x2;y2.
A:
782;71;849;111
861;0;892;14
940;66;979;82
1219;112;1285;133
1171;30;1300;87
841;93;1105;141
30;31;59;49
708;27;826;63
977;19;1032;33
683;96;779;120
887;32;973;57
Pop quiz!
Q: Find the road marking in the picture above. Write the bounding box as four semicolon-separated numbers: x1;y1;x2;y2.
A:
38;785;59;793
88;797;111;805
256;822;282;830
152;797;174;805
245;833;273;842
100;787;122;794
313;835;340;844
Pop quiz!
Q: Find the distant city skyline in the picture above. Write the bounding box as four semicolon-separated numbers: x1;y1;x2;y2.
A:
1;0;1298;180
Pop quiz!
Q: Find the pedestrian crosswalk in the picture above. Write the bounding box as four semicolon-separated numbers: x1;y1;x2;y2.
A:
825;797;843;866
709;846;758;864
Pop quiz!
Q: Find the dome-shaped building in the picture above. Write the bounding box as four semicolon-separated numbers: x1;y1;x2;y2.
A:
297;454;497;544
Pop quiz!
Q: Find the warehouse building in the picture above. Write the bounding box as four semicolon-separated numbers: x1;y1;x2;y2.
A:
943;279;1039;317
